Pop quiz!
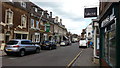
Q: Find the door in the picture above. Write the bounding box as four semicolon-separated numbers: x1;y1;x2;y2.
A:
5;35;9;43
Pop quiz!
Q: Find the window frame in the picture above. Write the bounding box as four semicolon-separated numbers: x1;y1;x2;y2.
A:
34;7;38;12
21;14;27;28
20;1;26;8
5;8;13;25
36;20;39;29
31;18;34;28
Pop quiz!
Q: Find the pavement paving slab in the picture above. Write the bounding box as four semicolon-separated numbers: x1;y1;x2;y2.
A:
72;48;100;68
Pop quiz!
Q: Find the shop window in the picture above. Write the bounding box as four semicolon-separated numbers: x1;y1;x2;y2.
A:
103;22;116;67
15;34;27;39
109;23;116;66
16;34;21;39
22;34;27;39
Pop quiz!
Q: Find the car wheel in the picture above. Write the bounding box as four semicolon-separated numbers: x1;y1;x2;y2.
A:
54;46;57;49
19;50;25;57
35;48;40;53
49;47;52;50
6;53;12;56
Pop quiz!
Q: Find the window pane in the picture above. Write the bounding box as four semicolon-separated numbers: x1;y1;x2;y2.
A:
21;16;26;27
109;23;116;66
31;19;34;28
36;21;39;28
7;11;13;24
21;41;30;44
6;41;18;45
22;34;27;39
16;34;21;39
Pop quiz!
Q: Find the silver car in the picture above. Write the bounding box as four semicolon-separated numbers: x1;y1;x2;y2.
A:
4;39;41;57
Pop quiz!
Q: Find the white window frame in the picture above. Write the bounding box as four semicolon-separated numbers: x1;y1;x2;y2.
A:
34;7;38;12
35;33;40;42
21;14;27;28
36;20;39;29
20;1;26;8
5;8;13;25
31;19;34;28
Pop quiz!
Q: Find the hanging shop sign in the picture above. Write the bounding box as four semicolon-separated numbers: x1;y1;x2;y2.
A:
45;23;50;32
84;7;97;18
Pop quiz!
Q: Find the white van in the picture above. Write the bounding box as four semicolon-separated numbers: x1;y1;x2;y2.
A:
79;39;87;48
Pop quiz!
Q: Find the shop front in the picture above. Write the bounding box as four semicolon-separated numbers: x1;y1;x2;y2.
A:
99;3;120;68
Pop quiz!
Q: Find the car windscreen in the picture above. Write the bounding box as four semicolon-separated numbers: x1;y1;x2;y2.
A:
6;40;19;45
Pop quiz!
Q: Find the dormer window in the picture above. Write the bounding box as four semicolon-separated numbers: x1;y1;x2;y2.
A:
21;1;26;8
34;7;38;12
47;14;49;18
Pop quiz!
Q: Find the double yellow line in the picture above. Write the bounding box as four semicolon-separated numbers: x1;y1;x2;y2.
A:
66;49;83;68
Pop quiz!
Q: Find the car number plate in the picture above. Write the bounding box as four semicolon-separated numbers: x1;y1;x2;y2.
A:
7;49;12;51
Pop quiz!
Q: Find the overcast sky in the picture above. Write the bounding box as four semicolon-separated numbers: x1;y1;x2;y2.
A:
31;0;99;35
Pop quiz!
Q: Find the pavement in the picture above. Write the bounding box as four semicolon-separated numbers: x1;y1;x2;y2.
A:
72;48;100;68
0;50;6;57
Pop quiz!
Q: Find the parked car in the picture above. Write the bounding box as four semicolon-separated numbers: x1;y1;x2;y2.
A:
4;39;41;57
41;41;57;50
79;39;87;48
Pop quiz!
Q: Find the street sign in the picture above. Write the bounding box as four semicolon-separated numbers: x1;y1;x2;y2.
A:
84;7;97;18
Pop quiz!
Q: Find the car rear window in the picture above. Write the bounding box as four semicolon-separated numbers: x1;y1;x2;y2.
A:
6;41;19;45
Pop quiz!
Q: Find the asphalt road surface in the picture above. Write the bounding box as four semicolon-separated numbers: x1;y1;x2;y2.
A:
2;42;82;67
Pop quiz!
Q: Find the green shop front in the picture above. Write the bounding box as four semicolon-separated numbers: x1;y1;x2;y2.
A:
99;2;120;68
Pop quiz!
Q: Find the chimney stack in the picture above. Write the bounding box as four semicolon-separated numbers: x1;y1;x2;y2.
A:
60;19;62;23
50;12;52;18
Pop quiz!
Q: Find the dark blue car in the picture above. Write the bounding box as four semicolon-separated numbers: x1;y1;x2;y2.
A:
41;41;57;50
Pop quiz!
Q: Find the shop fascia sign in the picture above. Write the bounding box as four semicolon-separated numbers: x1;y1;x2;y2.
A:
84;7;97;18
101;7;116;27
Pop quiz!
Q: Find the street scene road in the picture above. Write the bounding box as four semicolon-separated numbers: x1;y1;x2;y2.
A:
2;43;83;67
1;0;119;68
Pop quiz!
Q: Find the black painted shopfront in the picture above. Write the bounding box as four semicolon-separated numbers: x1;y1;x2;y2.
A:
99;2;120;68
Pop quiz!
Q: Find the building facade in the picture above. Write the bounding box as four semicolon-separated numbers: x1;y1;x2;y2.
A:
0;2;68;46
99;2;120;68
1;2;29;43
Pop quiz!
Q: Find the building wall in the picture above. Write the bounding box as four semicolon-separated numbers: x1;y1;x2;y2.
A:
2;2;29;43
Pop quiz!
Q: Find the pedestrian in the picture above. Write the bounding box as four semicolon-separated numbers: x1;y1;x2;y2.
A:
89;41;93;48
88;41;90;47
1;41;5;51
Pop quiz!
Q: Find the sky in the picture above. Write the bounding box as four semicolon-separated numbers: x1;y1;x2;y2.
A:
30;0;99;35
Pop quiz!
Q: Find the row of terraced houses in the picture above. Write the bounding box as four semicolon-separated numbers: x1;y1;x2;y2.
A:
0;1;69;44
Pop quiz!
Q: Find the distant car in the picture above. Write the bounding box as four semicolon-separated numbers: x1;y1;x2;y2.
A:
41;41;57;50
4;39;41;57
79;39;87;48
60;40;69;46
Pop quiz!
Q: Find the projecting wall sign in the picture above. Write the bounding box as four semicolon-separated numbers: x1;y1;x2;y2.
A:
84;7;97;18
